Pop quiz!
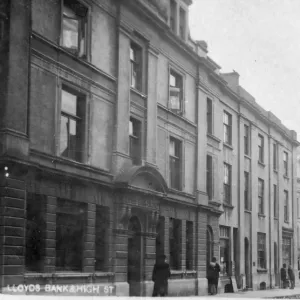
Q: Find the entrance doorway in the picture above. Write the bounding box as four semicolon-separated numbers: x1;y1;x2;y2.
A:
128;216;142;296
244;238;251;288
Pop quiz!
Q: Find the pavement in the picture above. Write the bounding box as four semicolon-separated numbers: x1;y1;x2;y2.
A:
213;287;300;298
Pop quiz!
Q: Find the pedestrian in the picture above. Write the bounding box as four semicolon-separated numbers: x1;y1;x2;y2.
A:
288;265;295;289
207;257;221;295
280;263;289;289
152;254;171;297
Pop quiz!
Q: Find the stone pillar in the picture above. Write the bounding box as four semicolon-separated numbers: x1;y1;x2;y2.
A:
143;234;156;296
83;203;96;273
181;220;186;270
44;196;56;273
114;229;129;296
0;175;26;287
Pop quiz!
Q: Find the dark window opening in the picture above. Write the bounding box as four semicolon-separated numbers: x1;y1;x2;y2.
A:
156;216;165;261
207;98;213;134
130;43;142;91
169;218;181;270
283;151;288;176
26;193;46;272
129;117;142;165
223;163;231;204
258;178;264;214
223;111;232;145
273;143;277;170
257;232;266;269
169;137;182;190
170;0;176;32
179;7;186;39
284;190;289;222
258;134;264;163
186;221;193;270
206;155;213;200
169;70;183;115
244;125;250;155
244;171;250;210
274;184;278;218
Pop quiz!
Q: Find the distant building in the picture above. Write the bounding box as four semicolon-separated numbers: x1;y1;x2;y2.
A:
0;0;299;296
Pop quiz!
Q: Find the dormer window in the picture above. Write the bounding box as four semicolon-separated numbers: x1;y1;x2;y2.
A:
179;7;186;40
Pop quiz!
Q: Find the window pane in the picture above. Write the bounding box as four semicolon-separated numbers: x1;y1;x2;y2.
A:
169;139;175;156
60;115;69;156
170;73;176;87
62;90;77;115
129;120;133;136
62;16;79;49
130;47;135;61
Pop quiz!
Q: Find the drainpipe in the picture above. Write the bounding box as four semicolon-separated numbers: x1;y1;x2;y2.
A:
268;128;272;288
237;105;241;287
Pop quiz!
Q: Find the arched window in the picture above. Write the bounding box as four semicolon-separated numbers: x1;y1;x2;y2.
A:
206;226;214;268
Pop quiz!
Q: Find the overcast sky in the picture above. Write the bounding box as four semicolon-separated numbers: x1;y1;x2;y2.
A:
189;0;300;141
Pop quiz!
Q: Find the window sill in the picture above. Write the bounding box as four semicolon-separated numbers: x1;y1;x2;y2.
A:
283;175;290;180
257;268;268;273
207;133;221;144
258;213;266;218
223;143;233;150
244;154;251;160
223;203;234;209
130;87;147;99
284;220;289;224
273;169;278;174
258;161;265;167
209;200;222;208
244;209;252;214
274;216;279;220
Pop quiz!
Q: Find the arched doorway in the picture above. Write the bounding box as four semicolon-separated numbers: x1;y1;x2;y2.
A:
206;226;214;271
128;216;142;296
244;238;250;288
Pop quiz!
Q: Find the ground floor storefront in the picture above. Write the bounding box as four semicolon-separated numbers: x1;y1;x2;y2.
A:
0;162;223;296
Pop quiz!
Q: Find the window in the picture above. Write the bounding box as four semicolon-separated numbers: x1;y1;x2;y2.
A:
283;151;288;176
258;178;264;214
59;86;85;162
223;163;231;203
223;111;232;145
258;134;264;163
129;118;142;165
56;199;86;271
273;143;277;170
207;98;213;134
95;206;109;271
170;0;176;32
130;43;142;91
179;7;186;39
26;194;46;272
206;155;213;200
284;190;289;222
169;137;182;190
244;171;250;210
274;184;278;218
169;218;181;270
186;221;193;270
220;226;230;276
156;216;165;261
257;233;266;269
62;0;88;58
282;237;292;266
244;125;250;155
206;227;214;269
169;70;183;114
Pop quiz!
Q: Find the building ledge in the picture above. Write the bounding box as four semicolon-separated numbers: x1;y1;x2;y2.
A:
283;175;290;180
223;203;234;209
258;213;266;218
207;133;221;144
130;87;147;99
258;161;266;168
244;154;251;160
209;200;222;208
223;143;233;151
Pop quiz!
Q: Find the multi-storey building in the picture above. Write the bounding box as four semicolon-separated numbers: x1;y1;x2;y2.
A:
0;0;298;296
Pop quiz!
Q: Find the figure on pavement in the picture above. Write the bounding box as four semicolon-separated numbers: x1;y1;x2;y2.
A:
288;265;295;289
281;263;289;289
207;257;221;295
152;254;171;297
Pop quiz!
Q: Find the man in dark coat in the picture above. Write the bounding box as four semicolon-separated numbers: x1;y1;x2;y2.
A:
281;264;289;289
288;265;295;289
207;257;221;295
152;254;171;297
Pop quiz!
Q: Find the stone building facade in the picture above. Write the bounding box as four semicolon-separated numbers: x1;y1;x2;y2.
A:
0;0;299;296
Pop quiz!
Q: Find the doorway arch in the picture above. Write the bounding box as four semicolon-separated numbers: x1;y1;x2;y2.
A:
244;237;250;288
127;216;142;296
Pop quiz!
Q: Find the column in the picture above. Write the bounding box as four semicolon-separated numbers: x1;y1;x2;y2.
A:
146;44;158;166
0;175;26;287
144;234;156;296
44;196;56;273
83;203;96;273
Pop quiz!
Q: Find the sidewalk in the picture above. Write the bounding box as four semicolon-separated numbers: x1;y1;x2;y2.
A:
213;287;300;298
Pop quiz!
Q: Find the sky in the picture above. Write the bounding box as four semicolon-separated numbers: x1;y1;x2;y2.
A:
189;0;300;141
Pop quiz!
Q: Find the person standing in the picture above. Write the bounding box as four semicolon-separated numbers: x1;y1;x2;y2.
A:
152;254;171;297
288;265;295;289
281;264;289;289
207;257;221;295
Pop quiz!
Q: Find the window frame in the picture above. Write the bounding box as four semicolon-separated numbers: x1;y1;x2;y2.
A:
258;134;264;163
60;0;90;60
130;42;143;92
283;151;288;176
244;171;250;210
257;232;266;269
223;163;232;204
169;136;182;191
169;67;184;115
207;98;213;135
284;190;289;222
258;178;264;214
223;111;232;145
58;82;88;163
244;124;250;155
